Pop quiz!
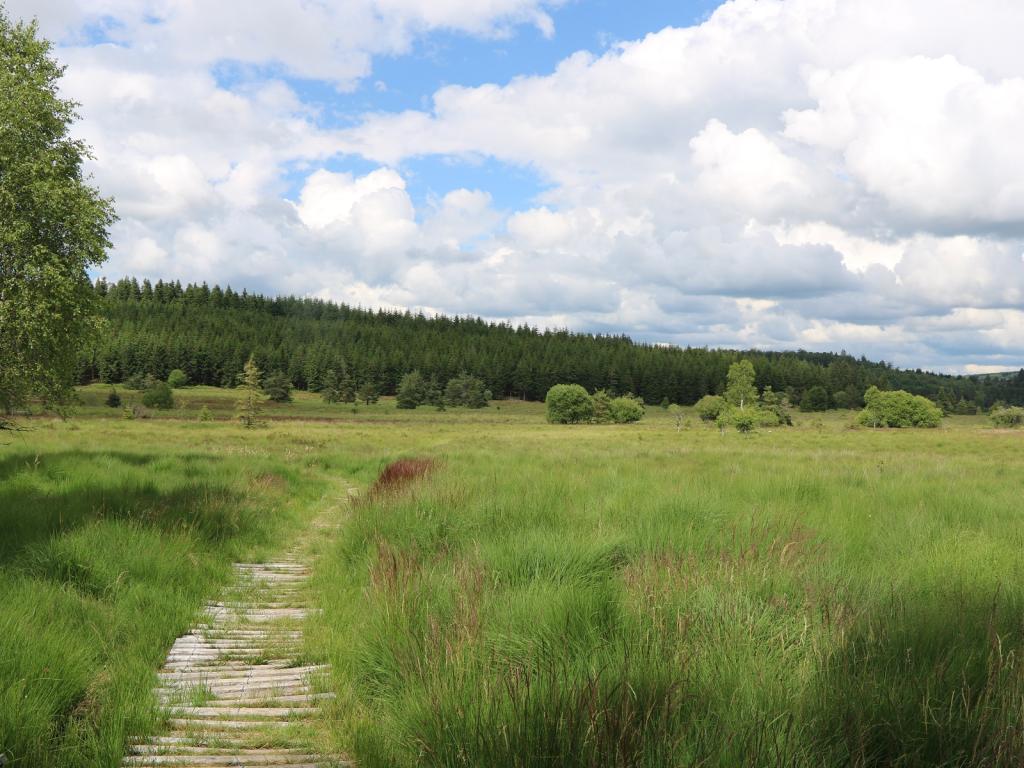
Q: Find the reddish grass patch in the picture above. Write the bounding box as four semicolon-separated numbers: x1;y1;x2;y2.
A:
370;457;435;496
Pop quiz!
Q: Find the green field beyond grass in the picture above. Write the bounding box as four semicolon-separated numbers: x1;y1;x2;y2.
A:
3;388;1023;766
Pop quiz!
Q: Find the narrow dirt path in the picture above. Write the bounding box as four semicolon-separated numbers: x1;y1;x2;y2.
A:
124;536;345;767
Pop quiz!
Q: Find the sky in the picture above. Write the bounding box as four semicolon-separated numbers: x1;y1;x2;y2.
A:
7;0;1024;374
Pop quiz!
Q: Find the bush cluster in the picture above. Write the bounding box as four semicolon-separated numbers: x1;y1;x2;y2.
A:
990;406;1024;427
695;362;794;433
857;386;942;428
545;385;644;424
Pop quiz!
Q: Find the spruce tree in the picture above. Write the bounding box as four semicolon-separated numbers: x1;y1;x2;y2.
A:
236;355;265;428
320;368;342;404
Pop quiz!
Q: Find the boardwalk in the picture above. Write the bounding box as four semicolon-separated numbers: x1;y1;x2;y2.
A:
125;558;342;768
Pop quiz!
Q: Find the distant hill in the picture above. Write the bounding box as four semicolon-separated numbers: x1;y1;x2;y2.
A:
79;277;1024;408
969;371;1021;381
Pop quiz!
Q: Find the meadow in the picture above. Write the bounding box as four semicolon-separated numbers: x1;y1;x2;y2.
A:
3;386;1023;767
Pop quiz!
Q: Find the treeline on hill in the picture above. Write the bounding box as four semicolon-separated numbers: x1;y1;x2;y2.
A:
77;278;1024;408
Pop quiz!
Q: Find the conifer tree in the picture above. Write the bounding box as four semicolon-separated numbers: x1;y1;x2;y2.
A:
236;355;265;428
320;368;342;404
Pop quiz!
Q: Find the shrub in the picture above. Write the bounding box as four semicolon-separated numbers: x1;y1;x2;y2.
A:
718;407;757;433
609;395;644;423
990;406;1024;427
198;405;213;422
167;369;188;388
695;394;727;422
857;386;942;428
262;371;293;403
545;384;594;424
141;381;174;410
105;388;121;408
800;385;830;412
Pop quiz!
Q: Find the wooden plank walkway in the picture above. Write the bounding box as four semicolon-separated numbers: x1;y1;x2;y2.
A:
126;556;344;768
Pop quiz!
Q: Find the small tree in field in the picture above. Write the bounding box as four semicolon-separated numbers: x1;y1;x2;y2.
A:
262;371;292;403
396;371;428;409
320;368;342;404
545;384;594;424
322;361;356;403
236;355;265;428
725;359;758;409
167;369;188;388
591;389;613;423
105;388;121;408
358;381;380;405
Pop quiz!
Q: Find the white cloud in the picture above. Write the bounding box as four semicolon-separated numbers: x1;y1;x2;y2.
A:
9;0;1024;372
785;56;1024;227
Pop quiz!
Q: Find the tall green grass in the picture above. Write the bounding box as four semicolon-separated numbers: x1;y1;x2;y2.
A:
309;419;1024;767
6;399;1022;767
0;420;340;767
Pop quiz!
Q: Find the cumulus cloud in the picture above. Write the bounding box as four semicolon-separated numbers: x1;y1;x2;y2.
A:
8;0;1024;372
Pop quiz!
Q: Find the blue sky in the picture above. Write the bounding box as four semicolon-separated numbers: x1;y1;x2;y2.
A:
10;0;1024;373
270;0;725;211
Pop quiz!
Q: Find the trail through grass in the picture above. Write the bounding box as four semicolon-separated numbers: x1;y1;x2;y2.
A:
0;419;363;767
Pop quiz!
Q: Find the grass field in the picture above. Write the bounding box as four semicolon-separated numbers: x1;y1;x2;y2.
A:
3;387;1023;766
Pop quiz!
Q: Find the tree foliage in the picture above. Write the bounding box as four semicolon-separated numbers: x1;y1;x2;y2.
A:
167;369;188;388
990;406;1024;428
608;394;645;424
444;373;491;408
396;370;428;409
235;355;265;428
724;360;757;409
76;278;1024;410
545;384;594;424
695;395;727;422
0;12;115;425
262;371;292;403
141;381;174;410
800;385;830;412
857;386;943;428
